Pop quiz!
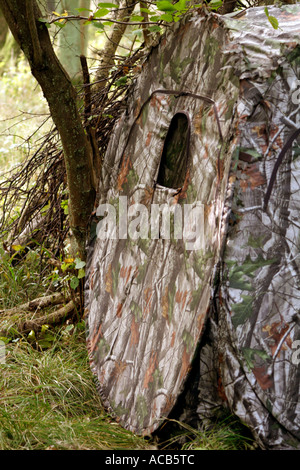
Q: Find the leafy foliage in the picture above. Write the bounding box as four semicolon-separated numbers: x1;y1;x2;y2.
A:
264;6;279;30
40;0;224;39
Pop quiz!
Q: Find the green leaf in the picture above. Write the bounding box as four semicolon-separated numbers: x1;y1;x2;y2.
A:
242;348;256;369
38;336;54;349
38;18;51;28
268;15;279;30
75;257;86;270
140;7;151;13
11;244;24;252
54;21;66;28
241;255;275;275
0;336;10;345
64;324;75;333
264;7;279;29
76;320;86;331
77;268;85;279
160;12;174;22
70;276;79;290
61;261;74;272
229;254;275;290
256;349;271;361
157;0;177;12
93;21;105;29
130;15;145;21
28;330;36;341
115;76;128;86
41;324;50;334
209;0;223;10
94;8;109;17
60;199;69;215
148;25;161;32
41;202;50;214
173;0;186;11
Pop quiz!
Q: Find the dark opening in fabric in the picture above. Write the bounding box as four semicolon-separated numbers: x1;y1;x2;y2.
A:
157;112;190;189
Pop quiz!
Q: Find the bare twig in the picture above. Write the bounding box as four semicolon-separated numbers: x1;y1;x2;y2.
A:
48;13;165;27
0;18;147;262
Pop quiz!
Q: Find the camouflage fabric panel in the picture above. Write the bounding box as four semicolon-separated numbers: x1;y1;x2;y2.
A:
85;10;239;434
86;4;300;447
218;5;300;449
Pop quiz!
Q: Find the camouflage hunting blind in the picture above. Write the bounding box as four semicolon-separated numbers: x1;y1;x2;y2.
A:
85;5;300;450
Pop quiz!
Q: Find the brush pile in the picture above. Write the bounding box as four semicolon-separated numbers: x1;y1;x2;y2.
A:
0;44;148;326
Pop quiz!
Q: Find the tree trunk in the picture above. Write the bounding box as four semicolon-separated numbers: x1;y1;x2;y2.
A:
95;0;135;91
57;0;91;82
218;0;237;14
0;12;8;48
0;0;96;258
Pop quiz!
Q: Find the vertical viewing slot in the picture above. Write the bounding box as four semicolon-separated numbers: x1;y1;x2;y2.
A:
157;112;190;189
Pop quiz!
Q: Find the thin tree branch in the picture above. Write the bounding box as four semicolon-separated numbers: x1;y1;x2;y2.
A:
48;13;168;26
0;292;70;315
19;297;80;334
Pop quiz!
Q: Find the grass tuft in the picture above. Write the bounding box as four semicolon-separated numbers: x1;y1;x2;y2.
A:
158;418;256;451
0;328;152;450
